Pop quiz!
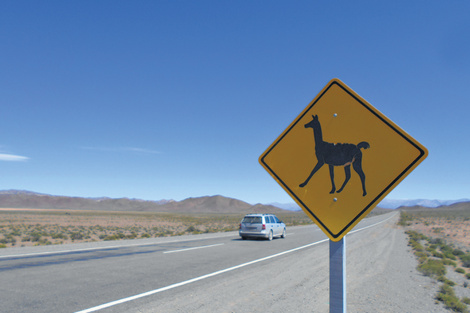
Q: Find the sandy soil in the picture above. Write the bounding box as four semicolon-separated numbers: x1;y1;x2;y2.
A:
406;217;470;251
0;209;236;247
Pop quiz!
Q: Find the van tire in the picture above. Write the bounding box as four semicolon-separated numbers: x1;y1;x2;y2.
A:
268;230;273;241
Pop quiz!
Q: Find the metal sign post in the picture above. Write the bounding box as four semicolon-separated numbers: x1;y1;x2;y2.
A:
330;236;346;313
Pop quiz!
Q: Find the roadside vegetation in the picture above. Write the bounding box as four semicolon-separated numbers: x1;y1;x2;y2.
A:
0;209;312;248
400;210;470;312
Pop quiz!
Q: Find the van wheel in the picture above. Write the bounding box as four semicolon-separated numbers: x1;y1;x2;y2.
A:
281;228;286;238
268;230;273;241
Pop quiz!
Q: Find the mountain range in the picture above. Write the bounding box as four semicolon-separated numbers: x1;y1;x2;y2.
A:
377;198;470;209
0;190;467;213
0;190;285;214
270;198;470;211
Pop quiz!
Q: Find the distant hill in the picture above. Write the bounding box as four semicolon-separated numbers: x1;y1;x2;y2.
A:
272;198;470;211
399;201;470;212
378;198;470;209
268;202;302;211
0;190;285;214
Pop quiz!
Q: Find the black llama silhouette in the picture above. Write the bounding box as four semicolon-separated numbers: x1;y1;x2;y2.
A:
299;115;370;196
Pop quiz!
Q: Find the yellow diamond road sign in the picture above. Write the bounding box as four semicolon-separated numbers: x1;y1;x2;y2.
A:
259;78;428;241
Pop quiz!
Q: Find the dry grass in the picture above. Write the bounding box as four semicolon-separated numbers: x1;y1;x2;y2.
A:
400;209;470;312
0;208;312;248
400;209;470;250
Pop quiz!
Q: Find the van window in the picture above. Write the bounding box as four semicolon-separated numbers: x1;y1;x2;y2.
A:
274;216;280;223
242;216;262;224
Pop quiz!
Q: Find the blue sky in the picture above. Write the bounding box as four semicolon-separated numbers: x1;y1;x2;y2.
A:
1;1;469;204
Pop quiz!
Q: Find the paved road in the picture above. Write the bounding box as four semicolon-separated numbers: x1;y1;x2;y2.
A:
0;213;398;313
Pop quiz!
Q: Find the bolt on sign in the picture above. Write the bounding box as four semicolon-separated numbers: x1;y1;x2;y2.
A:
259;78;428;241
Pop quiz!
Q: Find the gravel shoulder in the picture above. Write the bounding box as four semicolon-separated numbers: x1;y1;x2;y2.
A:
347;215;443;313
129;214;445;313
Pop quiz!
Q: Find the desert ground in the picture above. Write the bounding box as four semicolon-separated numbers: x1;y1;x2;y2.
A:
400;207;470;312
2;205;470;312
0;208;312;248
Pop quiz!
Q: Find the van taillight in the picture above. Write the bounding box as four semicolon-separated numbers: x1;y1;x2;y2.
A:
239;223;242;229
262;224;266;230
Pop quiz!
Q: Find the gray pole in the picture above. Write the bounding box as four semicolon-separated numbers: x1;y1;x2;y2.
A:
329;236;346;313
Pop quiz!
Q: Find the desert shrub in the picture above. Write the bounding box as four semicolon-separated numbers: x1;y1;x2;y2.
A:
406;230;427;241
51;233;68;240
0;244;6;248
443;259;457;267
415;251;427;259
140;233;151;238
436;284;468;313
9;230;21;236
408;238;424;252
456;268;466;274
437;276;456;286
418;259;446;277
126;233;137;239
461;254;470;268
30;232;42;242
103;234;120;241
446;280;456;287
36;238;52;245
70;232;84;241
398;212;414;226
432;251;444;258
429;237;445;245
454;249;466;256
444;252;457;260
466;273;470;280
463;297;470;305
186;226;197;233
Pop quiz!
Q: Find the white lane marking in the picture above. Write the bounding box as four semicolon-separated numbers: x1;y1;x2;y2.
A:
349;212;398;235
0;233;237;259
1;213;395;260
163;243;224;254
75;214;395;313
74;238;329;313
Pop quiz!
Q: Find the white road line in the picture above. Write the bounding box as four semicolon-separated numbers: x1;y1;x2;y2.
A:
349;212;398;235
75;214;395;313
0;233;237;259
163;243;224;254
74;239;329;313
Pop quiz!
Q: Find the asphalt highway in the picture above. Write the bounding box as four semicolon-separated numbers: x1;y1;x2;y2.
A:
0;213;396;313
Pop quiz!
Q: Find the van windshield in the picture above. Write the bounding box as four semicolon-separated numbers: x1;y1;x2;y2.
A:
242;216;262;224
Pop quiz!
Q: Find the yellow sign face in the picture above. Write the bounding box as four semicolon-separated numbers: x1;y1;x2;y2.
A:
259;79;428;241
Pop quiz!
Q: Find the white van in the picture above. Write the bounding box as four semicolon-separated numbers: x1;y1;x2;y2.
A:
239;214;286;241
